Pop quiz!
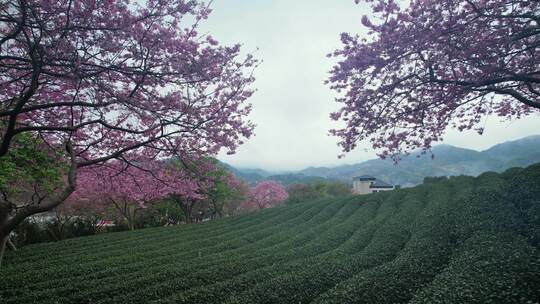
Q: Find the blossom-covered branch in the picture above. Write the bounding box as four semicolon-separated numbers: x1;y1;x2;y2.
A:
329;0;539;159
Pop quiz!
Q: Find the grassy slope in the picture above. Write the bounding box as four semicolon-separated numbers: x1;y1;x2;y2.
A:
1;165;540;304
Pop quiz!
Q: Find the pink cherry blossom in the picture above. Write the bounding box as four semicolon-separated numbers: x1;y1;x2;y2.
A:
242;181;288;210
0;0;257;240
328;0;540;160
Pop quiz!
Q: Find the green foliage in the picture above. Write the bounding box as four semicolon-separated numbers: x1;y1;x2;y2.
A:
285;183;322;204
206;161;246;218
10;220;52;246
422;176;448;184
137;200;186;227
0;134;64;195
10;218;100;248
325;181;350;197
167;157;246;219
1;164;539;303
286;181;351;204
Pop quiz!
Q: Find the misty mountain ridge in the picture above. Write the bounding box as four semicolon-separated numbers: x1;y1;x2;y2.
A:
227;135;540;187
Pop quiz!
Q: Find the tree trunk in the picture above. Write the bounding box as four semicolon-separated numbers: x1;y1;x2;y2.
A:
0;202;9;269
172;196;194;224
122;214;135;231
113;200;136;231
185;209;192;223
0;234;7;269
127;204;136;231
182;203;193;224
211;200;223;220
7;237;16;251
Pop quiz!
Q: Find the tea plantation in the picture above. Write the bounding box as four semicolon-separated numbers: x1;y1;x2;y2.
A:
1;164;540;304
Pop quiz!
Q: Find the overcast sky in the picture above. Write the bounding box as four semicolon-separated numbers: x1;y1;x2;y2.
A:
202;0;540;171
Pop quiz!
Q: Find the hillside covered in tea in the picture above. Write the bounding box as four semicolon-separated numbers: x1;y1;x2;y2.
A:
1;165;539;304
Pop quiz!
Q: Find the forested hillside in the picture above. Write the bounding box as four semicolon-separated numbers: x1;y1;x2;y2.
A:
1;164;539;304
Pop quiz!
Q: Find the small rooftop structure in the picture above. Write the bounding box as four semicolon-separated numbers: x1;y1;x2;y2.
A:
352;175;394;195
370;180;394;189
352;175;377;181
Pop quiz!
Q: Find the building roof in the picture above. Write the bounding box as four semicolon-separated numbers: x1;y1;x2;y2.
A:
353;175;376;181
369;180;394;189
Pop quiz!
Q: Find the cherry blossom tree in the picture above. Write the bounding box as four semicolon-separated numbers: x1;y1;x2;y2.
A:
244;181;288;210
76;156;236;228
157;157;249;223
202;159;248;219
75;161;166;231
76;155;242;227
328;0;540;159
159;159;211;224
0;0;256;259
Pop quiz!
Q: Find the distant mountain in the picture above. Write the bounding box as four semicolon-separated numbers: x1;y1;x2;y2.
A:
261;174;327;186
225;135;540;187
484;135;540;168
220;163;328;185
298;135;540;187
223;166;327;186
218;163;270;183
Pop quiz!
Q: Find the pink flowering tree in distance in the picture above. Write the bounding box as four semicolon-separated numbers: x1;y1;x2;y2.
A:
78;156;227;225
75;160;168;231
244;181;289;210
201;158;249;219
158;157;250;223
75;156;233;227
159;158;213;224
328;0;540;159
0;0;256;261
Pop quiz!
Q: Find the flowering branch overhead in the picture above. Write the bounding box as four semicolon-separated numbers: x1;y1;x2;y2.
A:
328;0;540;159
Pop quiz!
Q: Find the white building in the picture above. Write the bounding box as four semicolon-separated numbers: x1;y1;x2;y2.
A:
352;175;394;195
